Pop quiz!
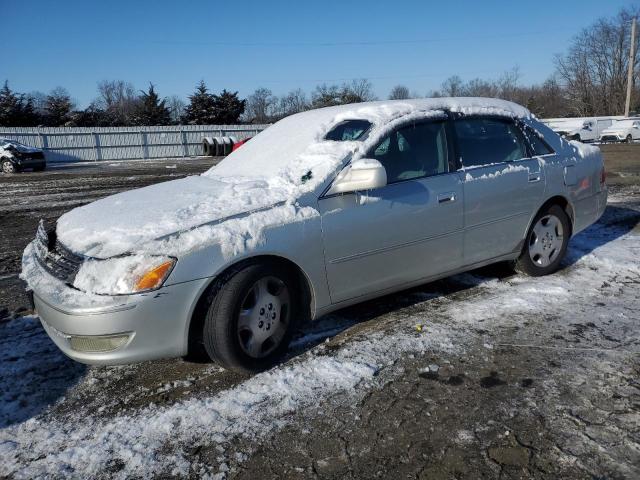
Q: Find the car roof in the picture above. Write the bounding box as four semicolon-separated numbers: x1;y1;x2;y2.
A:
285;97;532;128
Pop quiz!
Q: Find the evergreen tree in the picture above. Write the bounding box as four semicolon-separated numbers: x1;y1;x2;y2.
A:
19;96;41;126
0;81;25;126
44;87;74;126
131;83;171;126
182;81;217;124
212;89;245;124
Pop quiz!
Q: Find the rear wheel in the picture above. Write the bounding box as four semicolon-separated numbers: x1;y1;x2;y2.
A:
626;134;633;144
1;158;16;174
516;205;570;277
202;261;299;373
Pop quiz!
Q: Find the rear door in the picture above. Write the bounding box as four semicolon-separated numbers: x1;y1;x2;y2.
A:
453;116;546;265
319;118;464;303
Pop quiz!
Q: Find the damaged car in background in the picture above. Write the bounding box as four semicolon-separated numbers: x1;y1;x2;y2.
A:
21;98;607;373
1;138;46;173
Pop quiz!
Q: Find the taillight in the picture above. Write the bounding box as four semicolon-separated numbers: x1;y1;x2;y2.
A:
600;167;606;185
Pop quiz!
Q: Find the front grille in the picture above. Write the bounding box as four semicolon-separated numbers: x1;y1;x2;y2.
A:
600;135;620;142
34;220;83;284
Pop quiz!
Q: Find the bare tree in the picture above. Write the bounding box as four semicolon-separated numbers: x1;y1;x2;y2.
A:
95;80;138;125
464;78;497;98
389;85;410;100
555;6;640;115
166;95;185;124
274;88;308;119
440;75;466;97
244;87;276;123
343;79;377;103
311;84;343;108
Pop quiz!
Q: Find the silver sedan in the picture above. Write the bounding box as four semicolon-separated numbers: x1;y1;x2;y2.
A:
22;98;607;372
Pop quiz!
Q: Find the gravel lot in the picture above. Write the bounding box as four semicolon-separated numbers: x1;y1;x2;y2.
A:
1;151;639;479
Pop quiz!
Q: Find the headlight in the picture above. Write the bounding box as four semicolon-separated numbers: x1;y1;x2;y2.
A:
73;255;176;295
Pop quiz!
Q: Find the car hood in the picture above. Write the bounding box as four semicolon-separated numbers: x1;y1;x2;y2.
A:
2;141;42;154
55;175;291;258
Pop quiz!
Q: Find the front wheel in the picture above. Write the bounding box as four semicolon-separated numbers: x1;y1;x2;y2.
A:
516;205;571;277
203;261;299;373
1;158;17;174
626;134;633;144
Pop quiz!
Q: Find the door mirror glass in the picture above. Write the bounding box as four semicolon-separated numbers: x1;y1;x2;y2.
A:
326;158;387;195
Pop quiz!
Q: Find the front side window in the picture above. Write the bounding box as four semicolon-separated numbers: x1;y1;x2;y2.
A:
325;119;372;141
454;118;528;168
368;121;449;184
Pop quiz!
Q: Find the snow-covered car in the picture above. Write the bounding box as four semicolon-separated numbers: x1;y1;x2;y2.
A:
599;119;640;143
0;138;46;173
21;98;607;372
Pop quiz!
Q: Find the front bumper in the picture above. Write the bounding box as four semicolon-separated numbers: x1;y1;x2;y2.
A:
25;248;209;364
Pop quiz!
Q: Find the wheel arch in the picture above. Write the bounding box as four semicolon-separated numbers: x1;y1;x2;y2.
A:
186;254;314;358
528;195;575;239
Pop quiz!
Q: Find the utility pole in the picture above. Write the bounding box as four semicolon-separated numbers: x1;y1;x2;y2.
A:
624;17;637;117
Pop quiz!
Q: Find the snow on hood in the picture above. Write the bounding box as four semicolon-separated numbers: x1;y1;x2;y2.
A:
54;98;531;259
0;138;42;154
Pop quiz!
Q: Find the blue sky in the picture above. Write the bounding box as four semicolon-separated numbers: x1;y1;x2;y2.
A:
4;0;637;107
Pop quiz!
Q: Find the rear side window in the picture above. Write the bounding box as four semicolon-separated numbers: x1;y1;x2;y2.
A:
368;121;449;183
454;118;528;167
325;120;372;141
523;127;554;156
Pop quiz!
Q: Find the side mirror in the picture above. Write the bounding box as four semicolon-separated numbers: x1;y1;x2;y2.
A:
326;158;387;196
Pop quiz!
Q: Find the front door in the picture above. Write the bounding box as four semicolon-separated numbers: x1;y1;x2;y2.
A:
319;119;464;303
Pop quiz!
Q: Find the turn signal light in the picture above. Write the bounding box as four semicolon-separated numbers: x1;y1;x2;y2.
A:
135;260;174;291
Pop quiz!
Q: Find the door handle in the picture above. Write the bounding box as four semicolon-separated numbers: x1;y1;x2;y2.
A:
437;192;456;204
528;173;541;183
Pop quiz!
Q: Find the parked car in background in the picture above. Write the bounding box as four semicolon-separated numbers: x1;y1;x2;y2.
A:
599;119;640;143
0;138;46;173
542;116;623;142
22;98;607;373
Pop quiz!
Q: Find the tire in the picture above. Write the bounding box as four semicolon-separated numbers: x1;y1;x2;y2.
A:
516;205;571;277
1;158;17;174
202;261;300;373
626;134;633;144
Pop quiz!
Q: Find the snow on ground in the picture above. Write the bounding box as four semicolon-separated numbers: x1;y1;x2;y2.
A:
1;190;638;478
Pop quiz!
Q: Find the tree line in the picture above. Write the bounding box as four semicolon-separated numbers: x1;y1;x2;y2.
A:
1;6;638;128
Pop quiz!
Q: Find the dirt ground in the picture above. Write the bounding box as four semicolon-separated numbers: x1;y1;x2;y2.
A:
0;149;639;479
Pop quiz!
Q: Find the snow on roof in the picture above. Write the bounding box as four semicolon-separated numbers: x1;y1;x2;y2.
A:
211;97;531;181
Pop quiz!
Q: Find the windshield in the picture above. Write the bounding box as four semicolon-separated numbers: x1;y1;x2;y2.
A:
207;110;365;181
324;119;372;141
613;120;636;128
